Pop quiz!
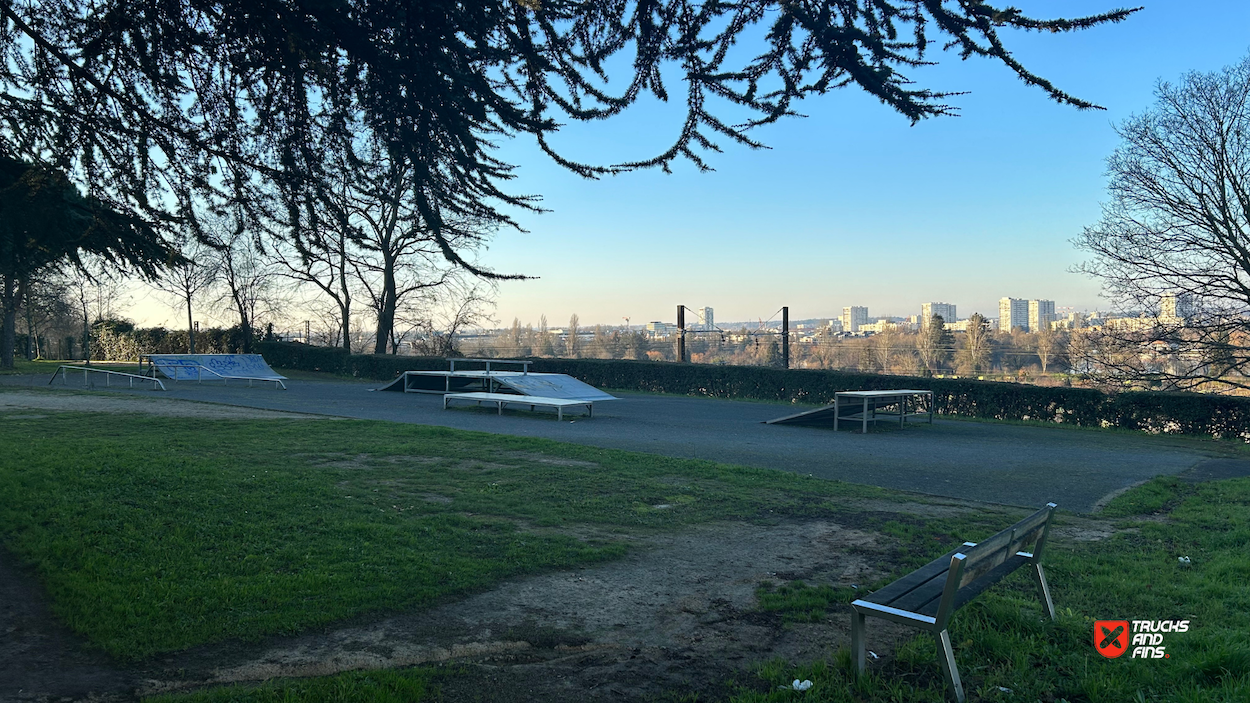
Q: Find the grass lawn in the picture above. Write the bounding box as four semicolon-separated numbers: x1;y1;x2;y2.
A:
0;404;887;661
0;358;140;376
3;393;1247;702
741;475;1250;702
145;476;1250;703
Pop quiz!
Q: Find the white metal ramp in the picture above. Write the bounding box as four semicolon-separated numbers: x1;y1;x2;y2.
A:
377;358;616;402
142;354;288;389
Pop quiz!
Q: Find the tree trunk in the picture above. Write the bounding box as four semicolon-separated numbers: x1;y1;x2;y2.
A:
24;301;34;359
82;309;90;364
186;295;196;354
1;306;15;369
373;275;397;355
338;234;352;353
340;300;352;353
0;275;16;368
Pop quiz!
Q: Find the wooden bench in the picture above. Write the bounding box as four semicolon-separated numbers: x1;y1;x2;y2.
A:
850;503;1058;702
442;392;595;421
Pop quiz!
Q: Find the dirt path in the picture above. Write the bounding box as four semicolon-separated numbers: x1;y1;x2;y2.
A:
0;389;327;420
142;518;893;700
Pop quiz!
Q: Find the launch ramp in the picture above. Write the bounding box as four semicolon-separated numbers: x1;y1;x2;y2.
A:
377;358;616;402
768;390;933;432
143;354;288;389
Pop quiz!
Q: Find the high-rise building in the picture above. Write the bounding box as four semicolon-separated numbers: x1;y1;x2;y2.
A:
842;306;868;333
921;302;957;329
701;306;715;331
1160;294;1194;324
1028;299;1056;332
999;297;1030;331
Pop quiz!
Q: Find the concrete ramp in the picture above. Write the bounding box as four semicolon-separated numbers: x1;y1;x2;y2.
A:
147;354;287;388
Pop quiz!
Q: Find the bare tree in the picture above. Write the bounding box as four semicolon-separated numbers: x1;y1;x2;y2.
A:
277;200;357;353
566;314;581;358
152;239;219;354
66;264;129;362
1075;53;1250;391
959;314;992;374
335;144;494;354
916;316;953;374
403;283;495;357
1034;324;1063;374
873;329;898;372
213;227;283;352
21;274;73;359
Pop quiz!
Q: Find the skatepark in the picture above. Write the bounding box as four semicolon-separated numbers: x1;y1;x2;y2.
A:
5;357;1242;514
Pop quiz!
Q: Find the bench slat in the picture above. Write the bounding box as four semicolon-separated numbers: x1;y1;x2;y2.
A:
860;547;962;607
959;507;1052;589
946;553;1031;614
885;570;948;614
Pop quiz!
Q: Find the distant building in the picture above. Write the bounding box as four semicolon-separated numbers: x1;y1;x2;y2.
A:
921;302;957;329
1053;312;1087;330
1160;294;1194;324
842;306;869;333
701;306;715;331
999;297;1030;331
1029;300;1056;332
645;321;677;338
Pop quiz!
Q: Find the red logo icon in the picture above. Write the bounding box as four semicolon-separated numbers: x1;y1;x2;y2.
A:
1095;620;1130;658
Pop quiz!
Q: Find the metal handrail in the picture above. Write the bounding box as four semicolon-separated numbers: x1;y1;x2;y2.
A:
448;358;532;375
50;365;166;390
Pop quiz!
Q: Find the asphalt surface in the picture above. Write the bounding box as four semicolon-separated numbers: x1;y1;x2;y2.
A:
6;372;1240;513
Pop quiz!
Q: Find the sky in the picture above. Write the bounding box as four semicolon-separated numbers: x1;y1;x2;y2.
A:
469;1;1250;329
128;1;1250;332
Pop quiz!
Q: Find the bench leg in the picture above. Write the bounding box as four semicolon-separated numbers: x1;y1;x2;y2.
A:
851;610;867;675
936;629;965;703
1033;562;1057;621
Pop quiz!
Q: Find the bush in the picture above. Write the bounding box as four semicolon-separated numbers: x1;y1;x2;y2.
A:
253;343;1250;440
89;323;258;360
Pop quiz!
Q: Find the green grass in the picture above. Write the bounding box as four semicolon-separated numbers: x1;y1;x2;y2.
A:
146;667;441;703
0;358;138;375
732;477;1250;702
0;402;888;660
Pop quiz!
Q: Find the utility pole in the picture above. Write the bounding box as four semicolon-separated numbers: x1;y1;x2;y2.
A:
676;305;686;363
782;306;790;369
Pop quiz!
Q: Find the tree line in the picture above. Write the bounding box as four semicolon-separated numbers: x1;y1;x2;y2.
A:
460;314;1083;384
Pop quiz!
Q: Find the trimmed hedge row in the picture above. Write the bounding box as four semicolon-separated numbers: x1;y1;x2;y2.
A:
256;342;1250;440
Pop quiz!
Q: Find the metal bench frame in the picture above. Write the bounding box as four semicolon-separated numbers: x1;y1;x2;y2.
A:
850;502;1058;702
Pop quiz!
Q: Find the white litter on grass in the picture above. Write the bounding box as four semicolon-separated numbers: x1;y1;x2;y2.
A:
868;650;879;660
1178;556;1192;566
999;687;1013;693
791;679;813;691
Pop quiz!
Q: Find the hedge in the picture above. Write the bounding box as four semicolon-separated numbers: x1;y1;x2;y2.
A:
255;342;1250;440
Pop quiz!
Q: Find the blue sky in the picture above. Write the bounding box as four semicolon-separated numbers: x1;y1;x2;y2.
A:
479;1;1250;329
